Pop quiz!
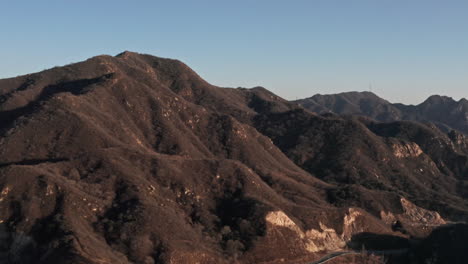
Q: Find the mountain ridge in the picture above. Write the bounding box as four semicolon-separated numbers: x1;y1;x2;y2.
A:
295;91;468;135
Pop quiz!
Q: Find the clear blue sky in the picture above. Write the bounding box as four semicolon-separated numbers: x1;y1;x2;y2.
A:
1;0;467;104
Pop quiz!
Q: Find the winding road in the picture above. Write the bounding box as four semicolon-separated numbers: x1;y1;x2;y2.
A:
307;249;408;264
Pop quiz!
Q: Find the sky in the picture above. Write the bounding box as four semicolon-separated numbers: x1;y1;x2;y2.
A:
0;0;467;104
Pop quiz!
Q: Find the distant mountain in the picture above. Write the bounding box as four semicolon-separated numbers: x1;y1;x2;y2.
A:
295;92;468;134
0;52;467;263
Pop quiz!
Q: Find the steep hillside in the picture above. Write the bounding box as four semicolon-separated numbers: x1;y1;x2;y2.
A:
0;52;466;264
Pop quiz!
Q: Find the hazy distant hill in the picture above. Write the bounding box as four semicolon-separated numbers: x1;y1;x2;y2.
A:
295;92;468;134
0;52;467;263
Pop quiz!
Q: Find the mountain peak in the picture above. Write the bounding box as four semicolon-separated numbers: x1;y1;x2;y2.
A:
422;95;455;105
115;50;141;58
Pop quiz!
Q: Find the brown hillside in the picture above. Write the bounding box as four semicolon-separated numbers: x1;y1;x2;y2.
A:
0;52;466;264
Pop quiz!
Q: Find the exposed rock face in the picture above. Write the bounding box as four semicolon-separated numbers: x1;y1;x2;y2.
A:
400;198;445;226
0;52;466;263
265;210;345;253
391;141;423;158
448;130;468;153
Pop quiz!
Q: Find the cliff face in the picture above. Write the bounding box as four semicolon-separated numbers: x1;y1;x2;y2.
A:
0;52;466;263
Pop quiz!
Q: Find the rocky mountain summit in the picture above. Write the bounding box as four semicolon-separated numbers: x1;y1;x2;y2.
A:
0;52;467;264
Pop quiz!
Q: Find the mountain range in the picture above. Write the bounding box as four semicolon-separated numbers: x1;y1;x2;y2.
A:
0;52;467;264
295;91;468;135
